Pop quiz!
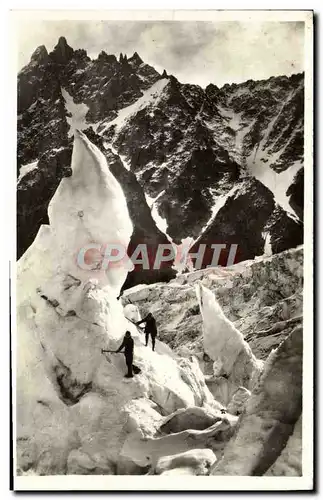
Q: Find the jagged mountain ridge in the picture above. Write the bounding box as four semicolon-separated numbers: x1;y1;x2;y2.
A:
17;36;304;285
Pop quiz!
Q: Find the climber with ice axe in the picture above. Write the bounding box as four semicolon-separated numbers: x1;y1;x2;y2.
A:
135;312;157;351
101;331;140;378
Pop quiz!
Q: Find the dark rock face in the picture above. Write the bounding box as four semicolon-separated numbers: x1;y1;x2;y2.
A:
190;179;303;267
265;205;303;255
56;44;160;123
17;38;160;262
50;36;74;65
287;167;304;220
30;45;49;64
157;146;241;243
17;36;304;284
190;178;275;266
109;72;303;257
17;146;72;258
17;39;73;258
211;73;304;171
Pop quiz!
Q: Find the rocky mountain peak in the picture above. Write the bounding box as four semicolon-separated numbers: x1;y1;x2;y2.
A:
205;82;219;95
129;51;143;65
57;36;71;49
167;74;180;88
97;50;117;64
30;45;49;64
74;48;90;61
50;36;74;64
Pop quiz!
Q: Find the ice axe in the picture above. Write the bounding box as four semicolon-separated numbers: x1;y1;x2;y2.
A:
101;348;141;375
127;317;144;332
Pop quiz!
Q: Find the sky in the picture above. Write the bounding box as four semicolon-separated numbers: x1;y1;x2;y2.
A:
16;20;304;88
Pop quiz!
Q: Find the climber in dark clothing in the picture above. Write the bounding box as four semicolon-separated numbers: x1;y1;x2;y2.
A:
136;312;157;351
116;331;134;378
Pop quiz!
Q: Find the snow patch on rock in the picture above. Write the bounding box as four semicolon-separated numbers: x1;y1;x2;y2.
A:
102;78;169;135
262;231;273;257
109;144;131;171
62;88;90;137
17;160;39;183
247;156;303;221
199;185;241;237
145;190;169;236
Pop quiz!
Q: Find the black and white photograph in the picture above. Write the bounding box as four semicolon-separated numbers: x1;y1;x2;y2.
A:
12;9;313;491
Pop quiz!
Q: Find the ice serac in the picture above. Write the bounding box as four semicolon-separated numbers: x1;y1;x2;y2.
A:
196;283;260;404
48;130;133;294
211;326;302;476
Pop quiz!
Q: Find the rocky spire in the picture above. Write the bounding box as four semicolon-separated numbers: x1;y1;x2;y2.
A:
50;36;74;64
74;48;89;61
162;69;168;78
168;74;180;89
30;45;49;64
98;51;117;64
129;51;143;65
205;83;219;93
119;52;129;65
98;50;108;60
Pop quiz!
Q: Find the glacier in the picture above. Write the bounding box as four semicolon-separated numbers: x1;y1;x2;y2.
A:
17;132;239;476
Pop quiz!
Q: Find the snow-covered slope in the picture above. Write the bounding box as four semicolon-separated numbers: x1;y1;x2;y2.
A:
62;88;90;136
100;78;169;135
145;190;169;236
